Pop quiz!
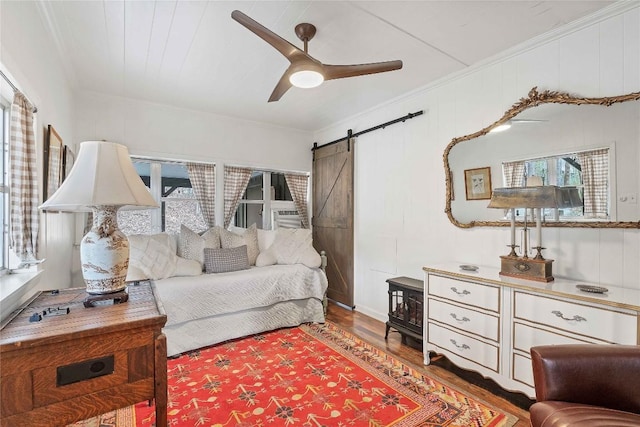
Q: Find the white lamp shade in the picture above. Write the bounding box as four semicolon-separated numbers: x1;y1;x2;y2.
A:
40;141;158;212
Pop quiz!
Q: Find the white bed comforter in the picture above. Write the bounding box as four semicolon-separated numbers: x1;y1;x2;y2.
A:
154;264;328;327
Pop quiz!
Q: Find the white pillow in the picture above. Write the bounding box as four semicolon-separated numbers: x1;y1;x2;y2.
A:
125;265;147;282
228;225;246;235
202;226;221;248
255;249;277;267
220;223;259;266
174;256;203;277
258;228;321;268
178;225;221;268
127;233;178;280
257;228;277;252
229;225;276;253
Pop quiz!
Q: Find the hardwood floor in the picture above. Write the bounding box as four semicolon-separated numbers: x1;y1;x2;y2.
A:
325;302;532;427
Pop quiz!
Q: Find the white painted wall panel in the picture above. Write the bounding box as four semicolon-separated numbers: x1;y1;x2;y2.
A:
558;26;600;95
624;8;640;92
515;41;559;93
75;91;314;228
315;6;640;321
600;15;625;95
1;1;76;293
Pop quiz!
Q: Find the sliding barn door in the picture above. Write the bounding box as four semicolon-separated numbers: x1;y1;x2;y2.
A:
312;138;354;308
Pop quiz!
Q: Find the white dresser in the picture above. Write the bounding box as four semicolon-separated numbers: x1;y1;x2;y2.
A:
423;263;640;398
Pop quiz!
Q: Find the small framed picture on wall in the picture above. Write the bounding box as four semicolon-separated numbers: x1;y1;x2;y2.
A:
62;145;75;182
464;167;492;200
43;125;63;201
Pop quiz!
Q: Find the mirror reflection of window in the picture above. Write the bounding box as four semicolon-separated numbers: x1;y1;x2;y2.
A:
502;147;609;221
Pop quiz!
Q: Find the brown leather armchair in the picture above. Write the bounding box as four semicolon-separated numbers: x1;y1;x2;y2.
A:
530;344;640;427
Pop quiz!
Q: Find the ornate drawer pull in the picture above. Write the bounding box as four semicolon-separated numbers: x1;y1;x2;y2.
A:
450;287;470;296
551;310;586;322
450;339;470;350
450;313;470;322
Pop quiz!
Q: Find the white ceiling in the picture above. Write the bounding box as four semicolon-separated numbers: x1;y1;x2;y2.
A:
40;1;615;131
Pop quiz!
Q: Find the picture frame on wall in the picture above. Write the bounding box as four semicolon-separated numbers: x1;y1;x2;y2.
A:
43;125;63;201
62;145;75;182
464;167;492;200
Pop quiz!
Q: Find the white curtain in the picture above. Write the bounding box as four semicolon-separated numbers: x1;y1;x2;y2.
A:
223;166;252;228
284;173;310;229
502;160;526;187
9;92;39;261
187;163;216;227
577;148;609;219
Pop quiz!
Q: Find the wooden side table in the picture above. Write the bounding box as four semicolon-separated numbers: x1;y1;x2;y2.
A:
0;282;167;427
385;276;424;344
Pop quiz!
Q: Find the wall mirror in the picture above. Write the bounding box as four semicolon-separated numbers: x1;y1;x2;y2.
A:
444;87;640;229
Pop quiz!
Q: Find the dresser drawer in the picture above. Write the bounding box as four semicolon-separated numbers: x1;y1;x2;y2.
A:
428;298;500;342
428;275;499;312
514;292;637;344
512;353;534;388
428;323;499;371
512;322;596;355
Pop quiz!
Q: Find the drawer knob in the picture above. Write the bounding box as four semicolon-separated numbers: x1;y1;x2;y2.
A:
450;287;471;296
450;313;470;322
551;310;586;322
450;339;470;350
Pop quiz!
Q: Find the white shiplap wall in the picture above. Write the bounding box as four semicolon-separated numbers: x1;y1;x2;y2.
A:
1;1;76;297
313;6;640;322
74;91;314;230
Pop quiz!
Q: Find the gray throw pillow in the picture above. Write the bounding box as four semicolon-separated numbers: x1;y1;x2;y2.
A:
203;245;249;274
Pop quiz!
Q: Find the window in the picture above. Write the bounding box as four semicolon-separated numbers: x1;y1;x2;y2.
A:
234;171;300;230
1;101;8;271
118;159;208;235
505;148;610;220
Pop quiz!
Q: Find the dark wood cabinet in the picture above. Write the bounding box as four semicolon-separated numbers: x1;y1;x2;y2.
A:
0;282;167;427
385;276;424;344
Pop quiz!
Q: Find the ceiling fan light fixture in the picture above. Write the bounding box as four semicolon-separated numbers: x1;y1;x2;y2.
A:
289;69;324;88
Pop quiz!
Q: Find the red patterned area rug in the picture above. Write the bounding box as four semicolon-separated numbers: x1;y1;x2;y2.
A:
73;322;516;427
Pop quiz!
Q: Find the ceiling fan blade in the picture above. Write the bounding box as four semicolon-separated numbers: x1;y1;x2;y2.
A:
322;60;403;81
231;10;302;61
268;68;294;102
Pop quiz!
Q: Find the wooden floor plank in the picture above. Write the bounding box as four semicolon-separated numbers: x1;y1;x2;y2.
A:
325;302;531;427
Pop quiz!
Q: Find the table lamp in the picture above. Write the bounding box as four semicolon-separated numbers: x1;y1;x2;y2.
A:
487;185;576;282
40;141;158;296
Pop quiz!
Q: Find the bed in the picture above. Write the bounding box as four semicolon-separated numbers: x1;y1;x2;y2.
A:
126;224;328;357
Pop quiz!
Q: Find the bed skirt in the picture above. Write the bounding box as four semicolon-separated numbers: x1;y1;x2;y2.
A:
164;297;325;356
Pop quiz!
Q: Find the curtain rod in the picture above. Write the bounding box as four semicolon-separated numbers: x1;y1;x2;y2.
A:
311;110;424;152
0;69;38;113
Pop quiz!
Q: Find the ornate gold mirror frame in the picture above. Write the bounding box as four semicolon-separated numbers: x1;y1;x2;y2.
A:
444;87;640;229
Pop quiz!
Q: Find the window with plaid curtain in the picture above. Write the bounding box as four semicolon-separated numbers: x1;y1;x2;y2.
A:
284;173;310;229
502;160;526;188
577;148;609;219
187;163;216;227
223;166;252;228
9;92;39;262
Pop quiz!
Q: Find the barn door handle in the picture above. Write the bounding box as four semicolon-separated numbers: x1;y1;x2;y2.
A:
450;287;470;296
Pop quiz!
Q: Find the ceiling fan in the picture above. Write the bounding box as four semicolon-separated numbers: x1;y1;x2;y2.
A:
231;10;403;102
